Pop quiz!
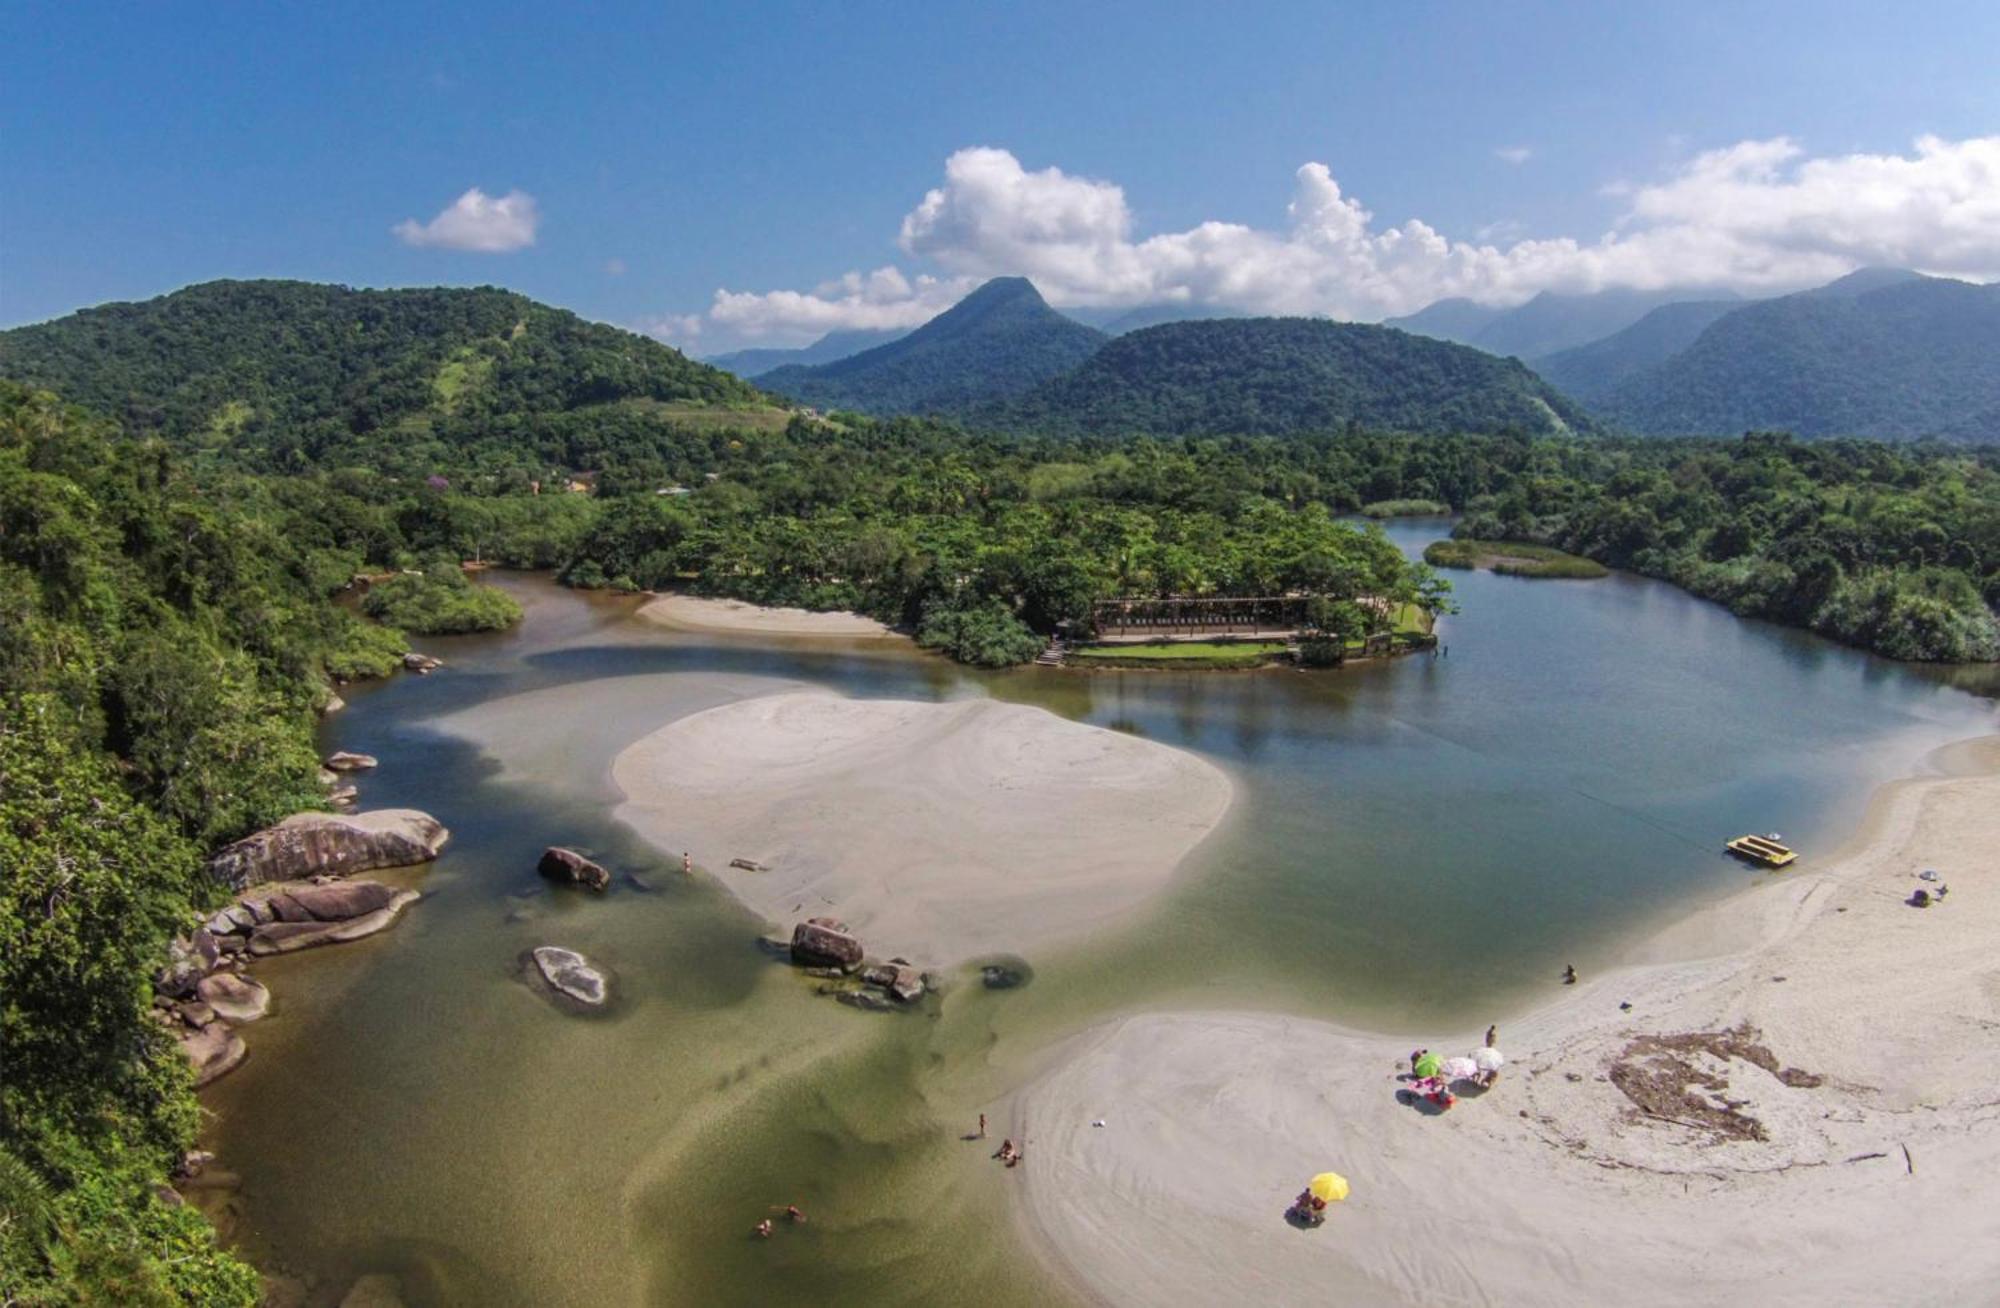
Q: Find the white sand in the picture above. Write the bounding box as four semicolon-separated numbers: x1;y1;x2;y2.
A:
611;691;1232;966
1009;737;2000;1306
636;593;899;637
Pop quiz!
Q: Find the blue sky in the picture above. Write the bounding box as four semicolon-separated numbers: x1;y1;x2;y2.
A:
5;1;1998;347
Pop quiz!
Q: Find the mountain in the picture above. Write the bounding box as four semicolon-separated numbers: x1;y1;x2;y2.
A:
0;279;767;466
757;277;1107;415
986;317;1597;437
1534;299;1745;401
1595;270;2000;440
706;327;909;378
1387;287;1740;360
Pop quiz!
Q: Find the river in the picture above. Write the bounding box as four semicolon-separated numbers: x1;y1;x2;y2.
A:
201;519;1996;1305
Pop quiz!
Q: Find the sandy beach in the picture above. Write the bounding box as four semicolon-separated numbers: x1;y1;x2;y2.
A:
611;691;1233;966
1008;736;2000;1307
636;593;901;637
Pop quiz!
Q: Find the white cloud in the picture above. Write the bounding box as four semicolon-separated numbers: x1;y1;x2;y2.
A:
678;136;2000;342
393;187;539;252
1494;146;1534;165
637;313;704;347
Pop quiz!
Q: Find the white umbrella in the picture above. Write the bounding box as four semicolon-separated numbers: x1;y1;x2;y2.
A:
1439;1056;1480;1081
1473;1046;1506;1072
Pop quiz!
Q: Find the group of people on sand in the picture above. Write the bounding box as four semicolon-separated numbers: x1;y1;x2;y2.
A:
1406;1024;1504;1112
751;1205;807;1240
977;1112;1024;1168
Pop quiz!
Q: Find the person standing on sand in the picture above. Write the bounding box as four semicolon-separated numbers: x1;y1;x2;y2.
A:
682;851;692;876
1485;1024;1497;1048
978;1113;987;1139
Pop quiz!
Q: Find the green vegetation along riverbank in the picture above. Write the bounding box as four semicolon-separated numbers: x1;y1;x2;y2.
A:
1424;539;1610;579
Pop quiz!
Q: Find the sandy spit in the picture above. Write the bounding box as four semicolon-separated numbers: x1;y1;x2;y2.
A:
611;691;1233;967
635;593;900;638
1007;737;2000;1307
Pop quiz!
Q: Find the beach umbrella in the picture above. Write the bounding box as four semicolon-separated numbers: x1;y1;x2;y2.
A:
1413;1051;1443;1079
1473;1046;1505;1073
1440;1056;1480;1081
1308;1171;1350;1204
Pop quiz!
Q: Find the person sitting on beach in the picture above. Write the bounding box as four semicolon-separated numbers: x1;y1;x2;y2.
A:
784;1205;806;1224
753;1219;773;1239
1562;964;1578;985
994;1139;1018;1164
1409;1048;1428;1074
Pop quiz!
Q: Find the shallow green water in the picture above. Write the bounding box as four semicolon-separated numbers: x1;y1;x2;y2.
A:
203;531;1995;1305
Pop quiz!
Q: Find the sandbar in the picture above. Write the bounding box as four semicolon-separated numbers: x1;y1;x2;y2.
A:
636;593;900;638
611;691;1232;965
1009;737;2000;1306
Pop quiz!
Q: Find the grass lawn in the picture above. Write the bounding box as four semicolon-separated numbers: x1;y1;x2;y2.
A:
1069;640;1292;667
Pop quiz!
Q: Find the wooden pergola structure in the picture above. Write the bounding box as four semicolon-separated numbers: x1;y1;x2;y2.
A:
1090;594;1317;640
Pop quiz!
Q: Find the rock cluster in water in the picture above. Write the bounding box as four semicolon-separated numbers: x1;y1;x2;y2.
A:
785;917;934;1011
525;946;611;1010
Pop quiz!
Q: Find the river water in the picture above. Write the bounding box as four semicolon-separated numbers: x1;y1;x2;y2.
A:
202;520;1996;1305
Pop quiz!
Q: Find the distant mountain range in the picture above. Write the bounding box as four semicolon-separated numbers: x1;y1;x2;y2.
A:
1584;269;2000;439
1533;299;1746;401
706;327;909;378
756;277;1107;414
985;316;1595;438
1386;286;1743;361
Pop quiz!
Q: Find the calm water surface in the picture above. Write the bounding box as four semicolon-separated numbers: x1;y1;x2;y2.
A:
204;524;1995;1305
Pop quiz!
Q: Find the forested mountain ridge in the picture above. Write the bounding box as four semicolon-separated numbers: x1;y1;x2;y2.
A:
756;277;1106;415
0;280;772;473
1386;287;1738;361
1595;272;2000;440
1534;299;1746;401
983;317;1599;437
707;326;909;378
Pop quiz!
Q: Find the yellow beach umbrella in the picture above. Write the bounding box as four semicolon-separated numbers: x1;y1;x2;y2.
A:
1308;1171;1350;1204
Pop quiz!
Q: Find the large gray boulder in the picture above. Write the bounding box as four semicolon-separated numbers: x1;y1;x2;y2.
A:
208;810;448;890
197;972;271;1024
180;1022;247;1086
250;888;422;960
538;847;611;892
791;917;863;968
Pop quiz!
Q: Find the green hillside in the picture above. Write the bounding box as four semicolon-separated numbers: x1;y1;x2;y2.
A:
1535;299;1745;401
1598;272;2000;440
0;280;773;472
987;317;1597;437
757;277;1105;415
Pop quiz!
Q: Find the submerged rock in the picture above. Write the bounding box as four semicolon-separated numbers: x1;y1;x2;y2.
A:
538;846;611;892
791;917;863;968
323;750;378;772
527;946;611;1009
208;810;449;890
403;652;442;673
197;972;271;1024
978;957;1034;991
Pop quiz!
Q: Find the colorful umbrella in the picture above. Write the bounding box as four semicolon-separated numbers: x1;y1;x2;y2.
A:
1308;1171;1350;1204
1473;1046;1506;1073
1413;1051;1443;1079
1439;1056;1480;1081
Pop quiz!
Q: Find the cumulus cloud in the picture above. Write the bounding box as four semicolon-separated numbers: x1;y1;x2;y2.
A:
393;187;539;252
680;136;2000;341
1494;146;1534;164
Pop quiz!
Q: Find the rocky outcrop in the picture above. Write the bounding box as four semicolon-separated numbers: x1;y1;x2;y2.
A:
538;846;611;892
526;946;610;1009
791;917;864;968
179;1022;247;1086
207;809;448;890
197;972;270;1023
155;931;221;997
323;751;378;772
245;883;421;955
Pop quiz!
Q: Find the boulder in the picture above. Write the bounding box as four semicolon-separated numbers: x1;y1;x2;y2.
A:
318;768;339;787
248;888;421;955
198;972;271;1024
180;1022;247;1086
528;946;610;1008
179;1001;216;1028
207;810;448;890
887;966;925;1004
791;917;863;968
538;847;611;892
837;989;896;1012
403;652;442;673
155;932;219;997
858;963;897;988
323;751;378;772
329;786;359;809
321;693;346;716
339;1275;409;1308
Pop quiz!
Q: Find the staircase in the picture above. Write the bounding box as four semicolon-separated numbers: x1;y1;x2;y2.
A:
1034;639;1067;667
